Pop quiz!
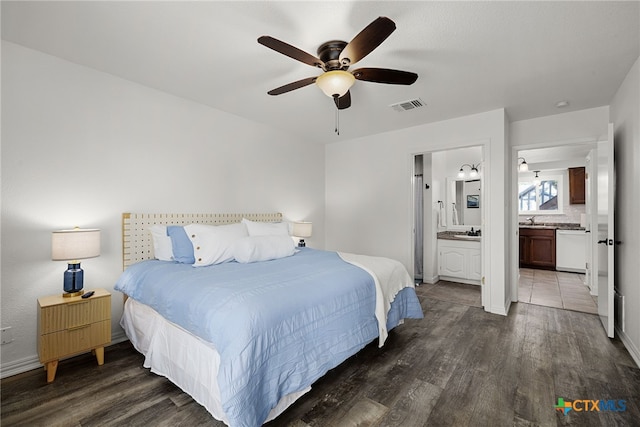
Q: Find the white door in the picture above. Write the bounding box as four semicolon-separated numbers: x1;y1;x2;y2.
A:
596;124;615;338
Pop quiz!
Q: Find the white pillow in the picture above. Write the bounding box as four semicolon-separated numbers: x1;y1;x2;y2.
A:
233;235;296;264
184;223;248;267
242;218;290;236
148;225;173;261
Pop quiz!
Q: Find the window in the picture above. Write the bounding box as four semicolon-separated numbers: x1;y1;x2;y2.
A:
518;174;563;214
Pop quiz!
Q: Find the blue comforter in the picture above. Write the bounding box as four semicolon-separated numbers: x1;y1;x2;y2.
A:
115;248;423;427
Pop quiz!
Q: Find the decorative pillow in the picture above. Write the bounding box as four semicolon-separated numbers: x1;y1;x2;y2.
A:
233;235;296;264
241;218;290;236
185;222;248;267
167;226;195;264
147;225;173;261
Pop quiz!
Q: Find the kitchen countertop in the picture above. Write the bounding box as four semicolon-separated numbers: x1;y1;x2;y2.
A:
518;222;585;230
438;224;585;241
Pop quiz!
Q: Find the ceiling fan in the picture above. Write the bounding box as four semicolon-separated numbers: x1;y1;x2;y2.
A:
258;17;418;110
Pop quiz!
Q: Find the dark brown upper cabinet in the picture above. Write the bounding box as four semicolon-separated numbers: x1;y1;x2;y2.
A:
568;167;586;205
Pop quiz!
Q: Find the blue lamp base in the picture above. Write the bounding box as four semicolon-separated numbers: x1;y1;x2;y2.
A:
63;262;85;298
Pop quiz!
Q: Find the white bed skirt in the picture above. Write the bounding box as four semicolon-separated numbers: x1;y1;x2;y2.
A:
121;298;311;425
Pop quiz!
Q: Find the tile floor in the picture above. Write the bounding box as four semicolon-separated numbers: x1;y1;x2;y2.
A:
418;269;597;315
518;268;598;314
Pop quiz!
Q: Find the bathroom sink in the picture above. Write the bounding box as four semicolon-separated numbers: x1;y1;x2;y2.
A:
455;235;481;240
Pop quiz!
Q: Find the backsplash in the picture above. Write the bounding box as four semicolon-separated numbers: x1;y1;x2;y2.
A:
519;204;586;224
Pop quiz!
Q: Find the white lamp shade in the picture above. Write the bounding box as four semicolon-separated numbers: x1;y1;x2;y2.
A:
316;70;355;98
292;222;312;238
52;228;101;261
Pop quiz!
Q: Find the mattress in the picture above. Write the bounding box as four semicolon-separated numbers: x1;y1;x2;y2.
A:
121;298;309;424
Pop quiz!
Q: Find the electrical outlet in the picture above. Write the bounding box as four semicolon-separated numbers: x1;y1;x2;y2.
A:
1;327;13;345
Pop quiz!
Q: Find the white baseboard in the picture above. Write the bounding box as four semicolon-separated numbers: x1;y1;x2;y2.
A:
490;302;509;316
0;354;41;380
422;274;440;285
1;331;129;380
438;275;481;286
616;326;640;368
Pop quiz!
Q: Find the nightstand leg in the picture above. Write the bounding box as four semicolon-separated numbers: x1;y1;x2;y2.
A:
95;347;104;365
46;360;58;383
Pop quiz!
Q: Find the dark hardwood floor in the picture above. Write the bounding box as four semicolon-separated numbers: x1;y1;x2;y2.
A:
2;288;639;426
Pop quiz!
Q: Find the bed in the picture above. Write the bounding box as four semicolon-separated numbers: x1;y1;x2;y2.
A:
115;212;423;427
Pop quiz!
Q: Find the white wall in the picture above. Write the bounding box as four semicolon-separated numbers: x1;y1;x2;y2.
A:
325;109;509;315
610;57;640;366
511;106;610;146
0;42;325;377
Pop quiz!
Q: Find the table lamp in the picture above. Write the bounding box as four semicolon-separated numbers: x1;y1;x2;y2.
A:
292;222;312;247
51;228;101;297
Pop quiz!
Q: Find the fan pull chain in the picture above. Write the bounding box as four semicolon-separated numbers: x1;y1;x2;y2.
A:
335;104;340;135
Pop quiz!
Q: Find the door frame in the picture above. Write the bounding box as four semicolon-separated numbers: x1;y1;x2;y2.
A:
410;143;488;310
510;137;598;303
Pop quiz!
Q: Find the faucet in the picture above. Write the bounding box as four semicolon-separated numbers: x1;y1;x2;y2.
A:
467;227;481;236
527;216;536;225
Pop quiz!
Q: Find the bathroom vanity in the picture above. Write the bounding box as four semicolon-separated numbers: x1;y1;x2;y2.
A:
437;234;481;285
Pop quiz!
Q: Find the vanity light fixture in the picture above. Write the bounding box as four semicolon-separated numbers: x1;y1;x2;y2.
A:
518;157;529;172
457;163;480;179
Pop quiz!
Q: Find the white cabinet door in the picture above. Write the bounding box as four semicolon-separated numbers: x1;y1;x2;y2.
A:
440;247;467;278
469;249;482;280
438;239;481;283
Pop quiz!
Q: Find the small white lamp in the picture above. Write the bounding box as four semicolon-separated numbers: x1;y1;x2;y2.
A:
292;222;312;247
52;228;100;297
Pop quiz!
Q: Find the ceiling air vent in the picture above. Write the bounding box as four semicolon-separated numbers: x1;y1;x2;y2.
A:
389;98;425;112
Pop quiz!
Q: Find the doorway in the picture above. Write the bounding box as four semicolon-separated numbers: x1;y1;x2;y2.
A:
514;143;598;314
413;146;485;306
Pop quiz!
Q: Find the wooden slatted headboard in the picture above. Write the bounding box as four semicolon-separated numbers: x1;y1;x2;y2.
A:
122;212;283;270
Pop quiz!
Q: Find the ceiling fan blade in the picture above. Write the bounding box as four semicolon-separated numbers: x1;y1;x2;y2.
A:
339;17;396;66
258;36;324;68
352;67;418;85
267;76;318;95
334;91;351;110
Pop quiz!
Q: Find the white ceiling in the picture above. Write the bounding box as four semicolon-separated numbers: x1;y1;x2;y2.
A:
2;1;638;144
518;144;595;172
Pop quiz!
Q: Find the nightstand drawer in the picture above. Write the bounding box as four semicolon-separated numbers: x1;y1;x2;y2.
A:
39;319;111;363
39;294;110;334
37;289;112;382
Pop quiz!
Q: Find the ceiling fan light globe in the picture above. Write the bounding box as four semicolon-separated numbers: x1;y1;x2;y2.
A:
316;70;355;98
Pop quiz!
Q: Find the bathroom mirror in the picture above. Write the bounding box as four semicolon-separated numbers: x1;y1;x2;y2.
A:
446;177;481;229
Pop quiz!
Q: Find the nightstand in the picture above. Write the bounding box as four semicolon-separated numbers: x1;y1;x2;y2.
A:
37;289;111;383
